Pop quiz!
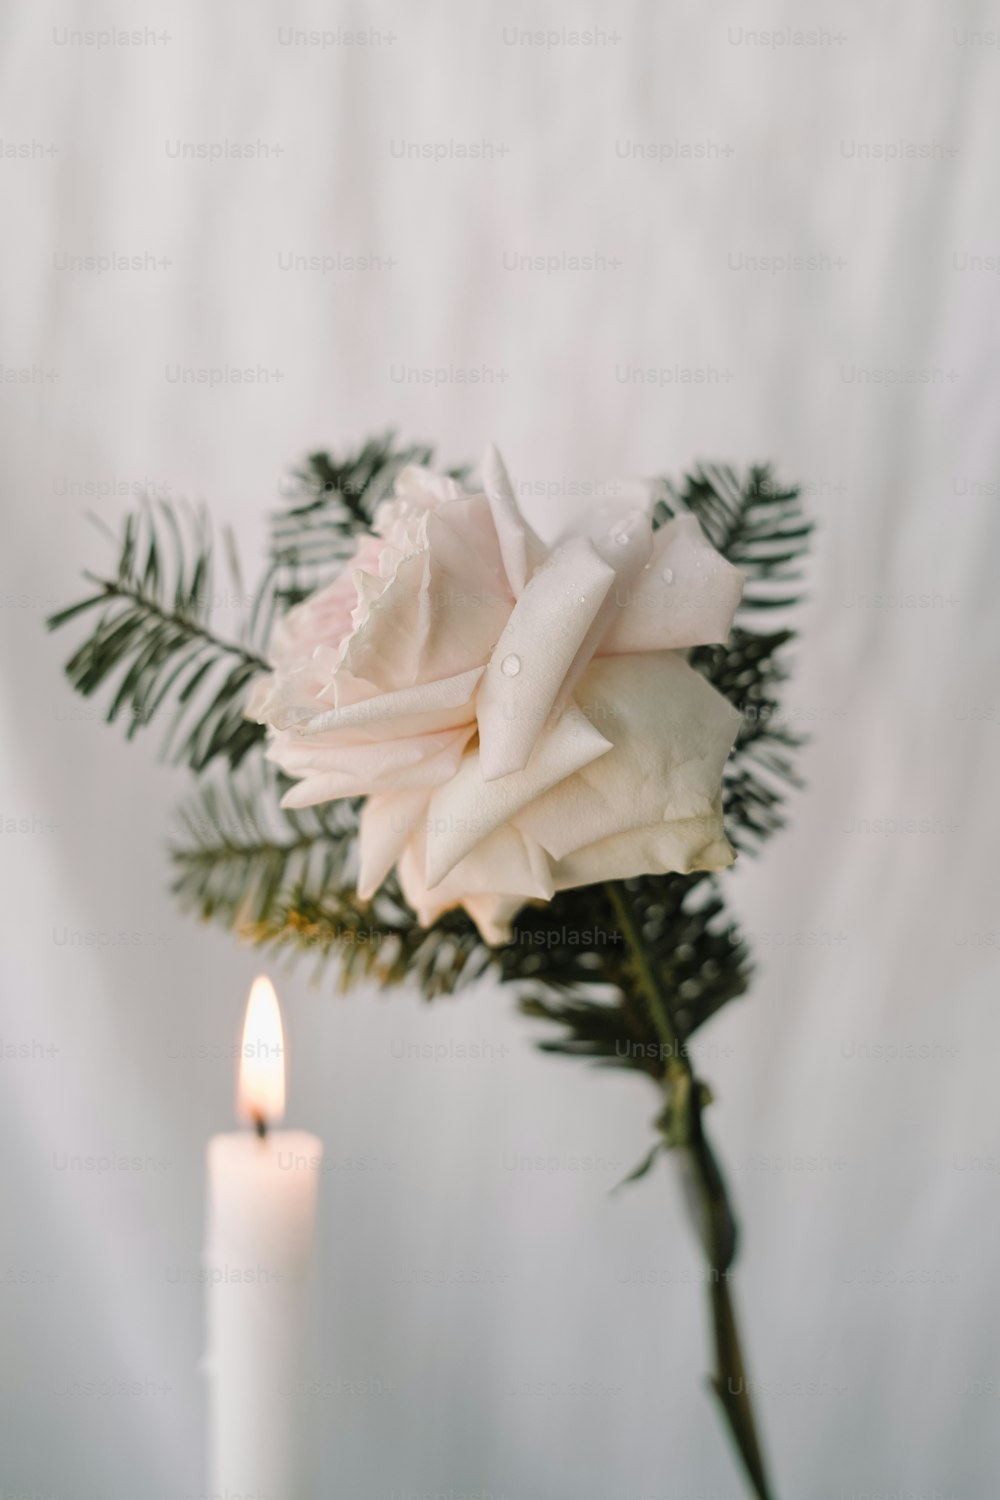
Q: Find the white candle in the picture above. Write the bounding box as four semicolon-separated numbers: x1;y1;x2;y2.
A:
204;976;322;1499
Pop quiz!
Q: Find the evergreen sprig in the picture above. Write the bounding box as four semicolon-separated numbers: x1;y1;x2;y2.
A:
170;759;359;925
511;873;750;1073
50;445;807;1499
51;454;808;1080
47;503;268;772
48;435;444;773
170;759;490;996
675;465;812;851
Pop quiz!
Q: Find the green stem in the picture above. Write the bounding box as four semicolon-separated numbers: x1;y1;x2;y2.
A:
605;882;777;1500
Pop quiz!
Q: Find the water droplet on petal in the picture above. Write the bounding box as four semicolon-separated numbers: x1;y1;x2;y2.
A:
661;567;675;584
501;653;522;677
613;531;630;546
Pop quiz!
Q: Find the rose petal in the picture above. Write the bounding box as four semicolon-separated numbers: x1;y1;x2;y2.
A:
266;533;385;674
392;464;465;509
337;548;431;692
419;502;514;673
513;653;739;857
276;724;475;805
251;449;744;937
476;537;615;781
482;444;546;597
331;499;512;696
599;514;744;655
551;504;654;711
424;705;612;888
549;801;734;888
293;667;483;738
460;893;529;946
358;788;430;899
398;821;553;935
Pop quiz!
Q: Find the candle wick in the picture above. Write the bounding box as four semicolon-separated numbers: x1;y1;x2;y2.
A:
253;1113;268;1140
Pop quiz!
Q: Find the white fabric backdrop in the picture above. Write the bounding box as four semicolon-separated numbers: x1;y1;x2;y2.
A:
2;1;999;1495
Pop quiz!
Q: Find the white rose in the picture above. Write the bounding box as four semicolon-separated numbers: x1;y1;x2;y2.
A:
249;446;744;942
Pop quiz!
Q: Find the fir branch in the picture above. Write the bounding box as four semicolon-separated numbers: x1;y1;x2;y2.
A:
161;459;803;1087
694;628;801;851
241;892;489;999
170;761;359;925
170;764;490;998
51;451;807;1091
51;442;808;1499
672;466;811;852
48;504;269;772
152;450;803;1500
511;873;750;1073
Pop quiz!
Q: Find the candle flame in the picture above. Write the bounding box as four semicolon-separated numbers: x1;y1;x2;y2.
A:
237;976;286;1129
